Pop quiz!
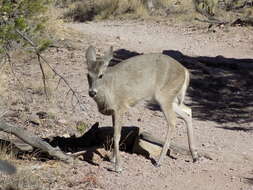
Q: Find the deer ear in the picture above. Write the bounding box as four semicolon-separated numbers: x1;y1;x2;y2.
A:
103;46;113;65
98;46;113;74
86;45;96;65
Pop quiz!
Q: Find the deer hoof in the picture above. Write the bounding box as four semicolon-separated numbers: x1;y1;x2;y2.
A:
154;162;161;168
109;155;116;163
192;152;199;163
115;166;122;173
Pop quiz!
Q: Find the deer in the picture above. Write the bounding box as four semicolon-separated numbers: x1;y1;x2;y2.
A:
85;45;199;172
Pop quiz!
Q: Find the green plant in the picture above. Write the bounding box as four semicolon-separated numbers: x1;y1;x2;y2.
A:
0;0;52;54
0;0;57;98
76;121;89;134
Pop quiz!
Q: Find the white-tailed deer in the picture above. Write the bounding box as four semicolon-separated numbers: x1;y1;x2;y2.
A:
85;46;198;172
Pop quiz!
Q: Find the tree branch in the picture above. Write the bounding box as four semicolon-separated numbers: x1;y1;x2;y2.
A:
37;54;49;98
15;29;86;111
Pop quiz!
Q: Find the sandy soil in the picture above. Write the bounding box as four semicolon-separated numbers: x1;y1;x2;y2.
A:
1;19;253;190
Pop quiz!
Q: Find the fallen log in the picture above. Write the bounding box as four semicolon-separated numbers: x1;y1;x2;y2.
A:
133;131;213;160
0;121;73;163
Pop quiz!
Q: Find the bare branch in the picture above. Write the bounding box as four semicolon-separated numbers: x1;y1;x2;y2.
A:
43;57;86;111
15;29;36;47
15;29;49;98
56;77;63;90
15;29;86;111
0;111;8;118
70;146;101;157
37;55;49;99
194;17;229;25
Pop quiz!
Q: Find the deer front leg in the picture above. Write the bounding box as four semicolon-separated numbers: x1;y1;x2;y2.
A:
111;112;123;172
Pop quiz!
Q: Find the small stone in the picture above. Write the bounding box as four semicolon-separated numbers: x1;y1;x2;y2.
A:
62;133;70;138
58;119;67;124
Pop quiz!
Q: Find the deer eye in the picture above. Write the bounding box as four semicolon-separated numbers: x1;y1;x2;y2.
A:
98;74;103;79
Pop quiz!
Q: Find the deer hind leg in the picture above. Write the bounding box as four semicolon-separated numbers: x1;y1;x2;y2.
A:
155;93;176;167
173;102;199;162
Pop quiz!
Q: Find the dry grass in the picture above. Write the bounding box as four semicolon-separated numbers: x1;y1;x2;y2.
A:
0;140;48;190
62;0;253;24
63;0;185;21
41;4;86;42
41;5;66;39
62;0;210;23
0;142;17;163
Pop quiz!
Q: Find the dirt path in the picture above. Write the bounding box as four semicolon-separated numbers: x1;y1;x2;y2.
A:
62;20;253;190
67;20;253;58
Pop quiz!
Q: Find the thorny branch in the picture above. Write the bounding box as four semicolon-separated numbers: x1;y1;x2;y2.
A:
15;29;86;111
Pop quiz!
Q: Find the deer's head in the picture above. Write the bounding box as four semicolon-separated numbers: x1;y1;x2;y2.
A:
85;46;113;98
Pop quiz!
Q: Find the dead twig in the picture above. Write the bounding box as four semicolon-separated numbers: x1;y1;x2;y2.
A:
195;16;253;27
37;55;49;98
70;146;102;157
120;130;134;148
194;17;229;25
0;110;8;118
231;17;253;26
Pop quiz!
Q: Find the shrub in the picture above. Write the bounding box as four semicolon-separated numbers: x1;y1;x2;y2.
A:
0;0;52;55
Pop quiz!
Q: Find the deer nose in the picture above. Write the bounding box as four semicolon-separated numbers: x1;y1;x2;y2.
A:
89;90;97;98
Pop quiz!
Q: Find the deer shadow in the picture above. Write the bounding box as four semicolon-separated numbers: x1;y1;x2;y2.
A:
44;122;140;165
0;122;158;167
